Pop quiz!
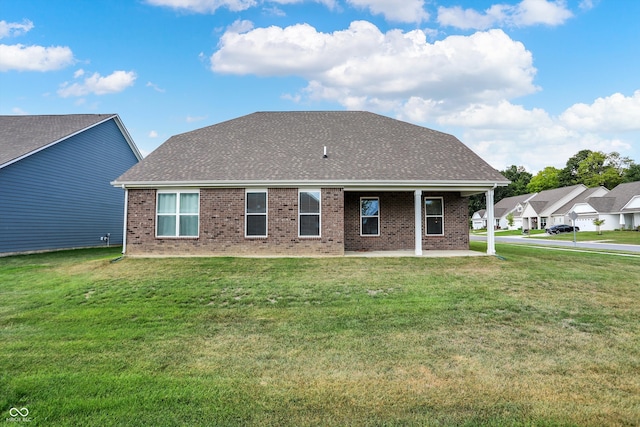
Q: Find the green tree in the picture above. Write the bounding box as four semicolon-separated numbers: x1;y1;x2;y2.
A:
577;151;624;189
495;165;532;201
559;149;593;187
527;166;561;193
468;165;533;218
593;218;605;235
624;163;640;182
506;212;515;228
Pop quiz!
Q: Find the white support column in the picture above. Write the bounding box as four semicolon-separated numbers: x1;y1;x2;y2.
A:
487;187;496;255
486;187;496;256
414;190;423;256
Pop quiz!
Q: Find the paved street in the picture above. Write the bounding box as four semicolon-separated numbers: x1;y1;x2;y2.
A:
471;233;640;253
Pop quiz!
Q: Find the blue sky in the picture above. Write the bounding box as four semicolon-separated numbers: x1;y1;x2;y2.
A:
1;0;639;173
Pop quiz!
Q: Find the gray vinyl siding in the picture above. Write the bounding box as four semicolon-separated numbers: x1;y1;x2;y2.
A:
0;119;139;254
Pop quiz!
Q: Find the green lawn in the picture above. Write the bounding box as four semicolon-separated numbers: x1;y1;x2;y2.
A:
1;245;639;426
544;230;640;245
474;228;640;245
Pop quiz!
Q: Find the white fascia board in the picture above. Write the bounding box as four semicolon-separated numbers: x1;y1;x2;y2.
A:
112;114;144;161
112;179;510;191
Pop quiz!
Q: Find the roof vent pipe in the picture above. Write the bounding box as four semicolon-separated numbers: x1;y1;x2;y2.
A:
323;146;328;159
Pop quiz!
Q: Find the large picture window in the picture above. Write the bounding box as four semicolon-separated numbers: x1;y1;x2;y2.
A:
157;191;199;237
299;190;321;237
360;197;379;236
246;190;267;237
425;197;444;236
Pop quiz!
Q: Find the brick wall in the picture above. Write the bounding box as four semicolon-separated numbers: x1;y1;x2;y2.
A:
125;188;344;256
344;191;469;251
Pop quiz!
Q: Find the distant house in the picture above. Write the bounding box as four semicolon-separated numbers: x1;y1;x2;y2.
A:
572;181;640;231
471;209;486;230
113;111;508;256
520;184;588;230
550;186;609;230
495;193;536;230
0;114;142;255
472;193;536;230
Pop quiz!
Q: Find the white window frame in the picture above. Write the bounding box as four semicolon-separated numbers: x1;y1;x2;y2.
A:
156;189;200;238
245;189;268;238
360;197;380;237
298;189;321;238
424;196;444;236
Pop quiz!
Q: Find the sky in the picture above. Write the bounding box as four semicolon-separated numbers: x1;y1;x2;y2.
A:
1;0;639;173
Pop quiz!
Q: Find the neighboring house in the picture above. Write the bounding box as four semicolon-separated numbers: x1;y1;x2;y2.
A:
551;186;609;231
471;209;486;230
574;181;640;231
0;114;142;255
520;184;588;230
472;193;536;230
494;193;536;230
113;111;508;257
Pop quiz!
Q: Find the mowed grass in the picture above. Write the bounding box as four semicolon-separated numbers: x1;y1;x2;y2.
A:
1;245;639;426
544;230;640;245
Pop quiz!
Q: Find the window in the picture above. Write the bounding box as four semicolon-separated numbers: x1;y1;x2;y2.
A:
246;190;267;237
157;191;199;237
424;197;444;236
360;197;379;236
299;190;321;237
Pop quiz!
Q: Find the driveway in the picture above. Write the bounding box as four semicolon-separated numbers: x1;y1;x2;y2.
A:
471;233;640;253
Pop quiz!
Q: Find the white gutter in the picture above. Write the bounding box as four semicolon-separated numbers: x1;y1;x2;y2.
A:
122;187;128;254
112;179;510;191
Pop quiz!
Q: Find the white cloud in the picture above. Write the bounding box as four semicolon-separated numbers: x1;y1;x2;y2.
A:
146;81;166;92
0;20;34;39
227;19;254;33
186;115;207;122
438;0;573;30
559;90;640;132
145;0;257;13
346;0;428;23
0;44;74;71
436;100;552;129
57;70;137;97
148;130;159;138
74;68;85;78
407;96;637;173
212;21;538;108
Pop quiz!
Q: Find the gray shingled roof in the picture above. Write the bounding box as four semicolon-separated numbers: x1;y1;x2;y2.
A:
0;114;117;167
523;184;586;215
115;111;508;185
553;186;608;215
493;193;534;218
588;181;640;213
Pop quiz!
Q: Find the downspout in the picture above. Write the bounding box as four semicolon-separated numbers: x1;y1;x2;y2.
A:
122;186;128;255
486;184;497;256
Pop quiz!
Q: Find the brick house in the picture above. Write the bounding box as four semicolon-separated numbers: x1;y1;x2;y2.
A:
113;111;508;256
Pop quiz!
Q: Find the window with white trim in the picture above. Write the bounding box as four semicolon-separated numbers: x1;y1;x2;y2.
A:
360;197;379;236
424;197;444;236
156;190;199;237
299;190;321;237
246;190;267;237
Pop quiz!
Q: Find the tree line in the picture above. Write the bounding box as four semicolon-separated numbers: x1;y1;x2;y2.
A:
469;149;640;217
